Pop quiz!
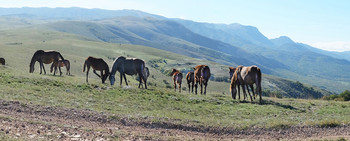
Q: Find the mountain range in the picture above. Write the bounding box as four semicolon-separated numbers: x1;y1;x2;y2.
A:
0;7;349;93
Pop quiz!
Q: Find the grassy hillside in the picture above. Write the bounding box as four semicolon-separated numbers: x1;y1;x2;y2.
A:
0;28;332;97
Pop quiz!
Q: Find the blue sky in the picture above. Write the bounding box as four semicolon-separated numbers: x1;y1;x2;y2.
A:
1;0;350;51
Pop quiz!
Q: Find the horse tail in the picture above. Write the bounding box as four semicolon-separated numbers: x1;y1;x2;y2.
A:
256;67;262;94
83;59;87;72
178;73;183;83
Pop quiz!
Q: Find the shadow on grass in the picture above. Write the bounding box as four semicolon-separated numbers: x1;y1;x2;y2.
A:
261;99;305;112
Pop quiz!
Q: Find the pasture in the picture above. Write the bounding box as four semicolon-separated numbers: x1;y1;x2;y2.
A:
0;28;349;140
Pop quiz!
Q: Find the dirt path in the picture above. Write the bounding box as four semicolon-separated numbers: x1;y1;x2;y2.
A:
0;100;349;140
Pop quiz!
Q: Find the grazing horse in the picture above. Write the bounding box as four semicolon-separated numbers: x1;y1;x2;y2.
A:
83;56;110;84
0;58;5;65
229;67;254;100
194;65;211;95
230;65;262;104
186;72;194;93
29;50;66;76
109;56;147;89
170;69;183;92
51;60;71;75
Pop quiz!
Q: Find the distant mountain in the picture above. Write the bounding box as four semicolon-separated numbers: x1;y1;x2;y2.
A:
173;19;274;48
41;16;286;74
0;7;165;20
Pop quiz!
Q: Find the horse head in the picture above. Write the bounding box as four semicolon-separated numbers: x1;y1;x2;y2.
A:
229;67;236;80
170;68;178;76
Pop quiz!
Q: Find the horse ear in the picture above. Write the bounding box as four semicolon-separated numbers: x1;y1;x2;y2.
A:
192;67;196;70
229;67;234;70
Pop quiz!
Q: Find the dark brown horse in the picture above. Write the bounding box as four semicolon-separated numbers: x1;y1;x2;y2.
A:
230;65;262;104
51;60;71;75
83;56;110;83
186;71;194;93
109;56;148;89
0;58;5;65
170;69;183;92
194;65;211;95
229;67;254;100
29;50;66;76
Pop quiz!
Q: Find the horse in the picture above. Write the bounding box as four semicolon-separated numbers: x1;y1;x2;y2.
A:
229;67;254;100
139;67;150;88
109;56;148;89
230;65;262;104
193;65;211;95
186;71;194;93
170;69;183;92
83;56;110;84
0;58;5;65
29;50;66;76
50;60;71;75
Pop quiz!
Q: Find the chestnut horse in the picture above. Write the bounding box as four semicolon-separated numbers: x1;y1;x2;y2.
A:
0;58;5;65
170;69;183;92
51;60;71;75
109;56;147;89
83;56;110;83
29;50;66;76
194;65;211;95
230;65;262;104
229;67;254;100
186;71;194;93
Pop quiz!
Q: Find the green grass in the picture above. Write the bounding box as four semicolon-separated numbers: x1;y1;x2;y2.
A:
0;28;348;131
1;67;350;130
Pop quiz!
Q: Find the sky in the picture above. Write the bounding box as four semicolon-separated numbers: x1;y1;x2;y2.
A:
1;0;350;52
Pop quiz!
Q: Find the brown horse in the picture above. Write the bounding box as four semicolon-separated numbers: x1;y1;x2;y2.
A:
109;56;148;89
83;56;110;84
229;67;254;100
230;65;262;104
0;58;5;65
29;50;66;76
51;60;71;75
194;65;211;95
170;69;183;92
186;71;194;93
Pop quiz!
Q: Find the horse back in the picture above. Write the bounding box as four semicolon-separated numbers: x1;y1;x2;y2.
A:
186;72;194;82
87;56;108;71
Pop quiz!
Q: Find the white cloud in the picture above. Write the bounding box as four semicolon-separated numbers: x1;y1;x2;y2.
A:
310;41;350;52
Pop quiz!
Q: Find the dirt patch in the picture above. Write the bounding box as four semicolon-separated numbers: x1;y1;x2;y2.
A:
0;99;349;140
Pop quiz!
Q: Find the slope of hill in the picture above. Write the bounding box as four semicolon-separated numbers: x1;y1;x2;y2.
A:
1;7;349;93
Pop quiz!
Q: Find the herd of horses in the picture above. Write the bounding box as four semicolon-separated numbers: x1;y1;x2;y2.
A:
23;49;262;103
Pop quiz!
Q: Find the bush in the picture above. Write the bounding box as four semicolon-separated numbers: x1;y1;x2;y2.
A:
322;90;350;101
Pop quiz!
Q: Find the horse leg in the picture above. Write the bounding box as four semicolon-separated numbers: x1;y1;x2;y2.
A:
194;81;198;95
203;81;207;95
100;70;104;83
200;80;203;95
188;82;191;93
59;65;62;76
86;66;90;83
123;74;128;86
174;81;177;92
249;85;255;100
138;74;142;88
243;85;253;102
93;70;101;78
179;82;181;93
120;73;123;86
191;83;194;93
237;85;241;100
39;63;43;74
42;64;46;75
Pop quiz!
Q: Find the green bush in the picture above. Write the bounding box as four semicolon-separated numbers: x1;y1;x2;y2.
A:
322;90;350;101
